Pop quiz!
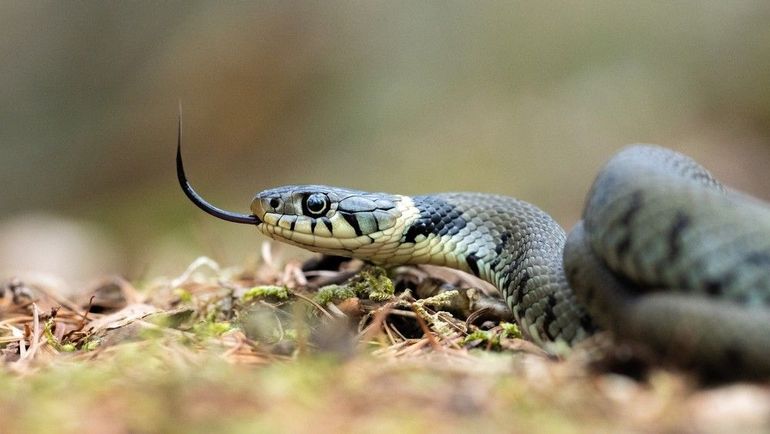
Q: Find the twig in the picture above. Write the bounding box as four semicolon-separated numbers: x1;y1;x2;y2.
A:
288;290;334;319
357;302;394;343
382;321;398;345
170;256;221;288
25;280;86;318
412;307;442;352
261;242;275;269
19;303;42;362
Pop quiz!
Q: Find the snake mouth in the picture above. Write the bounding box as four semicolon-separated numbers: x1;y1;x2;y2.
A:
176;117;262;226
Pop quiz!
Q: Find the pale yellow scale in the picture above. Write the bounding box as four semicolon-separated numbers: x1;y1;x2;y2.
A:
257;194;472;272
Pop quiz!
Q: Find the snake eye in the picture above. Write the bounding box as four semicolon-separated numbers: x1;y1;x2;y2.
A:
269;198;282;210
303;193;330;216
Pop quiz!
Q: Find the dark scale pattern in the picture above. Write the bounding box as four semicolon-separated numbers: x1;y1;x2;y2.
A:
404;196;467;243
340;211;363;236
410;192;595;345
666;211;691;261
566;145;770;377
582;145;770;305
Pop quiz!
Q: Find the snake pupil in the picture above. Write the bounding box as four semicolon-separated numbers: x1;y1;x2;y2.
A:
269;198;281;209
304;193;329;216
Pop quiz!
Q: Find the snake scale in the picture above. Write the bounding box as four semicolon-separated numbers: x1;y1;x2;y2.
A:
177;122;770;378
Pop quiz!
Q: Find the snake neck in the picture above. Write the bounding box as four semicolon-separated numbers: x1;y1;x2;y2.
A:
356;193;594;345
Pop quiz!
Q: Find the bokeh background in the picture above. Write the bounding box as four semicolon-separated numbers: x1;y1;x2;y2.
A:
2;2;769;290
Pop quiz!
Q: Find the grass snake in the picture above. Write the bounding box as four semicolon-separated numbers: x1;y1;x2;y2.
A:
177;123;770;378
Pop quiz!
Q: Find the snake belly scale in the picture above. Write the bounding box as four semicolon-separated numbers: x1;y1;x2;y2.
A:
177;125;770;377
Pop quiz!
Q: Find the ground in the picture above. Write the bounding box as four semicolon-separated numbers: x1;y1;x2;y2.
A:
1;251;768;434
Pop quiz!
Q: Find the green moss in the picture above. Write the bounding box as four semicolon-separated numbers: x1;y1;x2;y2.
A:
192;321;232;338
462;323;521;350
82;340;100;351
283;329;298;341
314;284;356;305
243;285;289;301
411;303;457;337
418;290;459;309
173;288;193;303
464;329;492;343
44;319;77;352
500;322;522;339
348;266;394;302
463;329;501;350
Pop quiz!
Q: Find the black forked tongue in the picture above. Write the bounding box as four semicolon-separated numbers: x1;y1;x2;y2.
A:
176;116;261;225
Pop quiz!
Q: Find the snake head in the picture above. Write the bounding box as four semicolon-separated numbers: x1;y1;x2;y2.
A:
177;117;408;258
250;185;405;254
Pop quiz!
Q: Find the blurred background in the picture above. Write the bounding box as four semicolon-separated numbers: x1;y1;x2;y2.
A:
1;1;769;290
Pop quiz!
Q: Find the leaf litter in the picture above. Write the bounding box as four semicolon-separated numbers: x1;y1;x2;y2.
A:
0;242;769;433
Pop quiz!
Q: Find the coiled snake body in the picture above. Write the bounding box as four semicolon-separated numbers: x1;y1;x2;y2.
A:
177;131;770;378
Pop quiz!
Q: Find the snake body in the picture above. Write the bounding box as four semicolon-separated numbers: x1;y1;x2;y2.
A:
177;137;770;378
254;187;593;346
565;146;770;377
